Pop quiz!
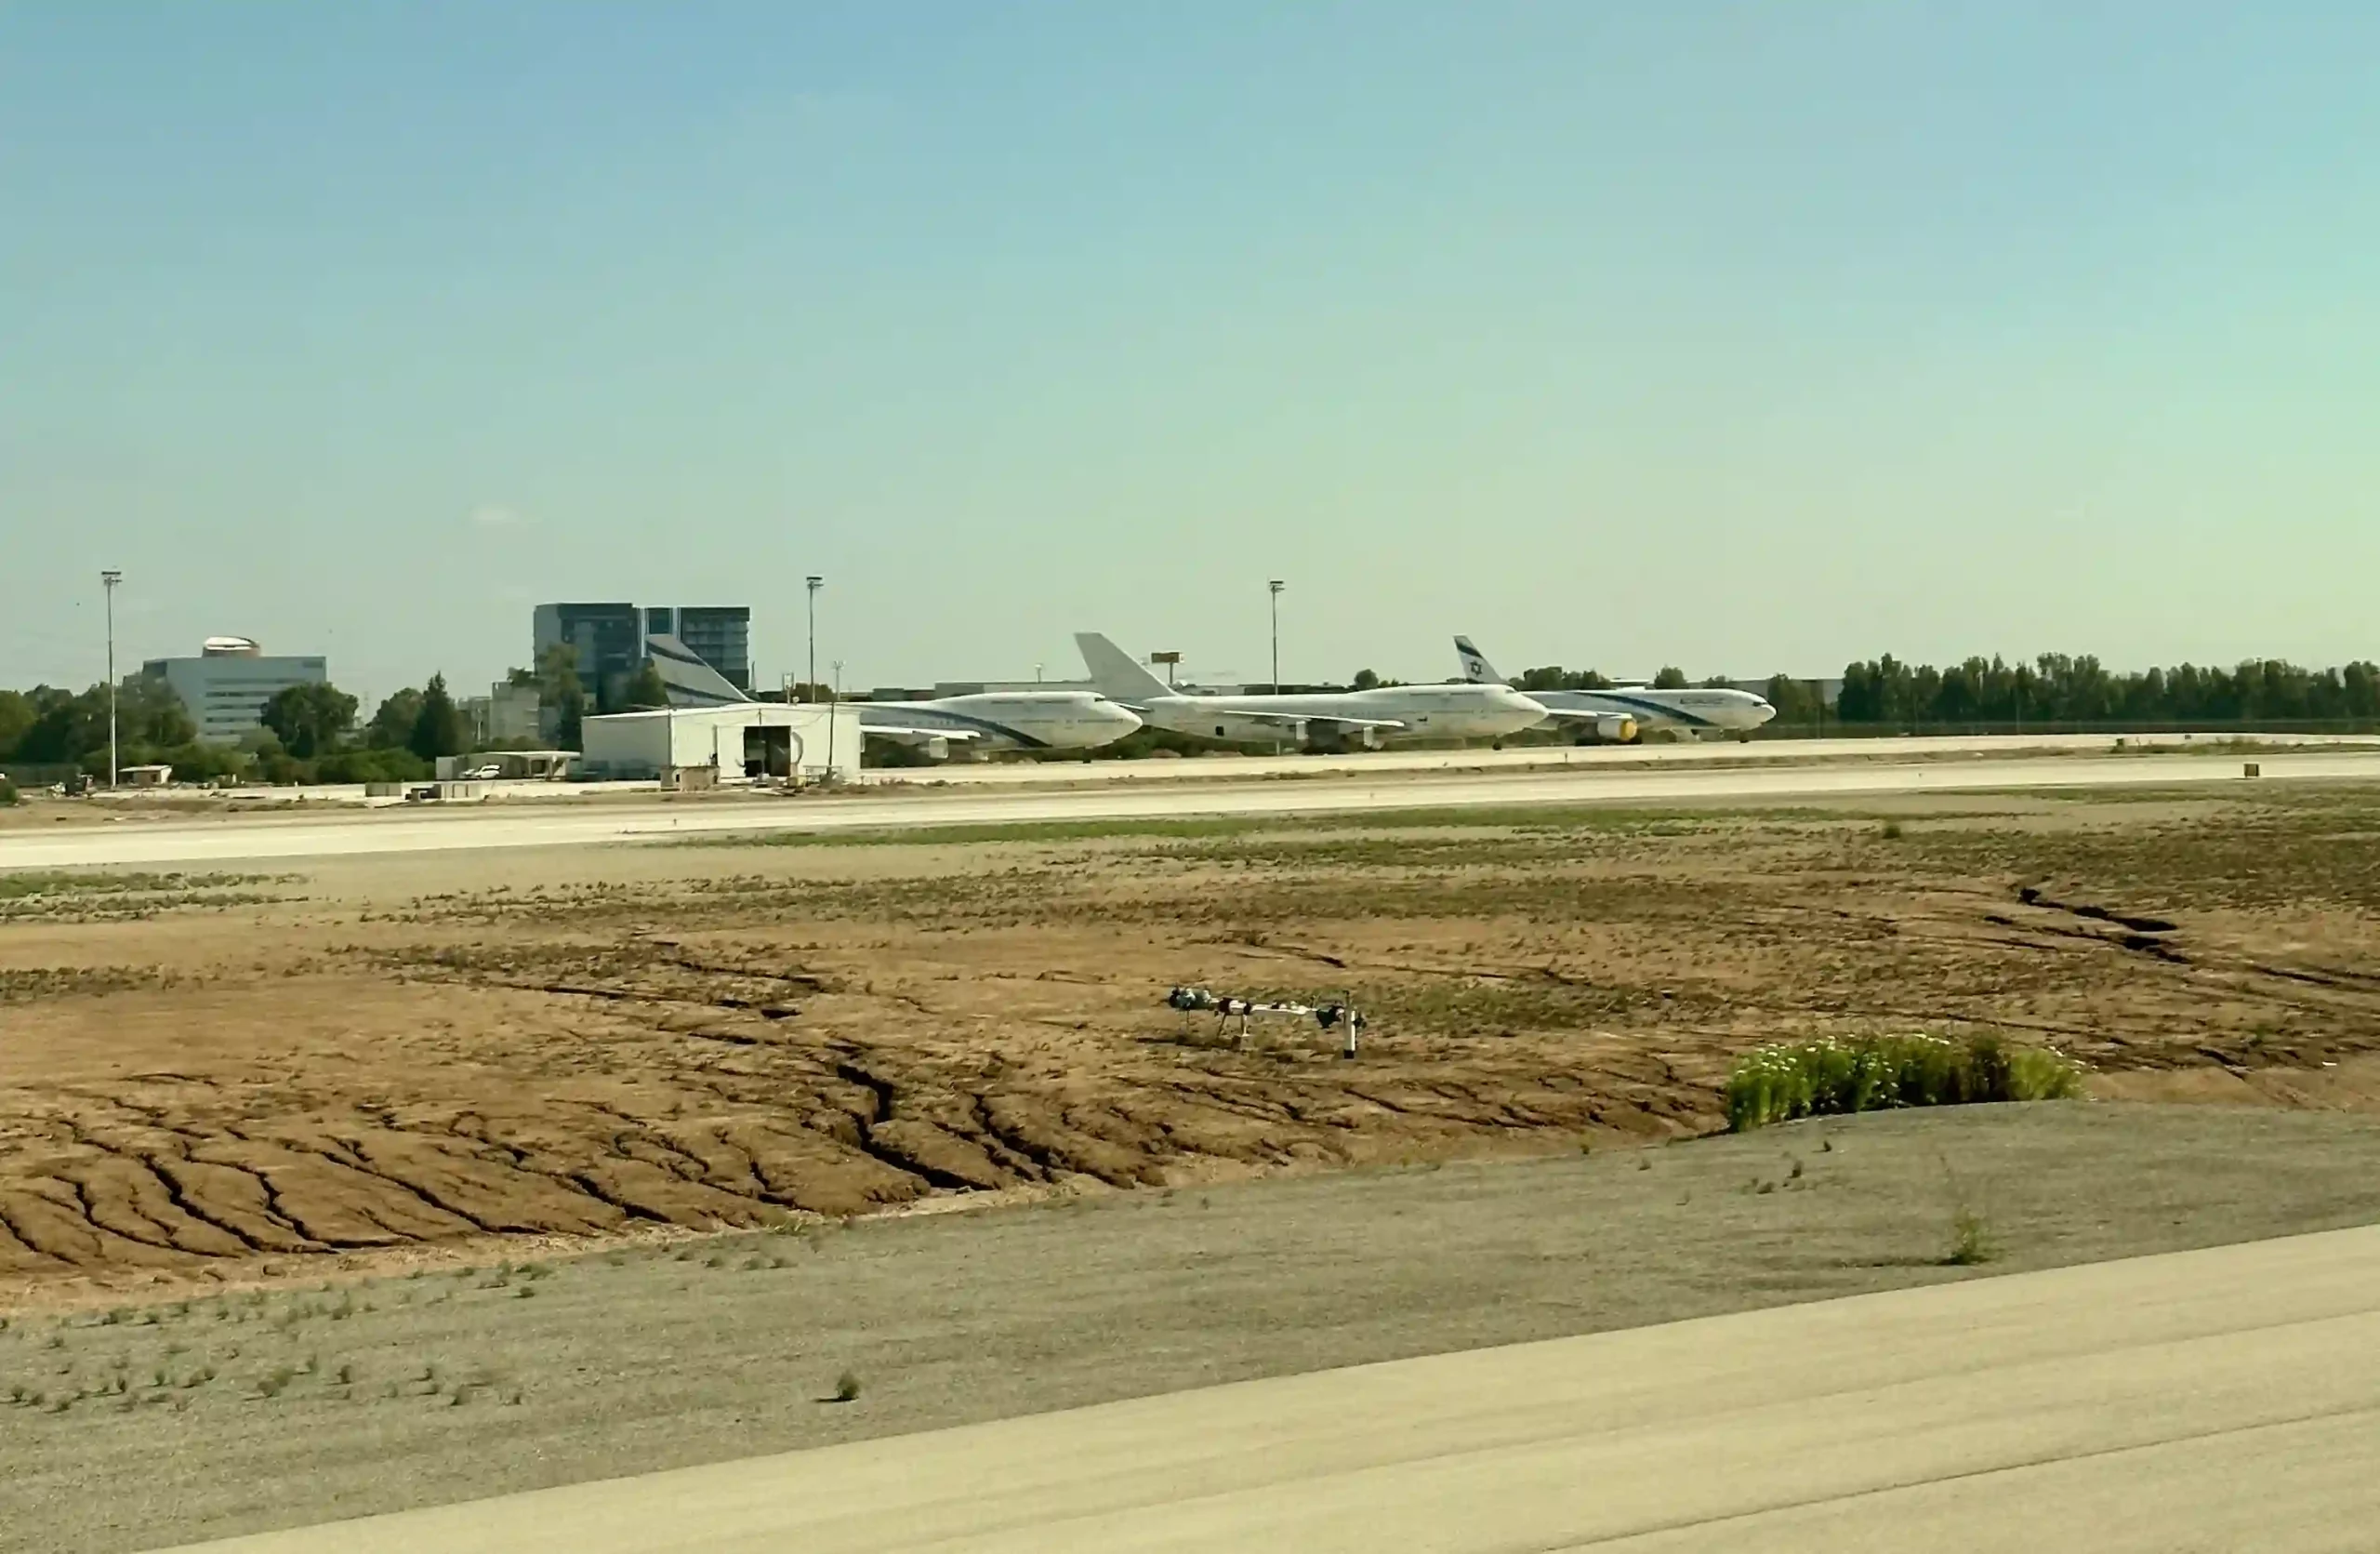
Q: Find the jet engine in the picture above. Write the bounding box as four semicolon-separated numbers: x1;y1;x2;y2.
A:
1575;714;1637;745
1194;712;1311;746
866;730;954;763
1299;720;1388;753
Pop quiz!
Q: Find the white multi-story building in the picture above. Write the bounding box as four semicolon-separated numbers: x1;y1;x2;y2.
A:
142;636;329;745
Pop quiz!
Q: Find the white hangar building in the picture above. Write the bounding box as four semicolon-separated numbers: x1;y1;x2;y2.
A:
578;703;862;785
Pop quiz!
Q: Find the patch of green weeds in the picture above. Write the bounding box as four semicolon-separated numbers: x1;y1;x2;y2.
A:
1945;1208;1997;1266
1726;1032;2084;1132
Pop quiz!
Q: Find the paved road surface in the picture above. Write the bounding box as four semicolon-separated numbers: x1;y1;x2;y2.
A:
66;731;2373;807
9;749;2377;870
885;729;2373;786
163;1225;2380;1553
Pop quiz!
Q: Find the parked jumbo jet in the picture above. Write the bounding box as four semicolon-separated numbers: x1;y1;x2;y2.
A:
1455;637;1775;742
1077;632;1547;750
859;691;1143;760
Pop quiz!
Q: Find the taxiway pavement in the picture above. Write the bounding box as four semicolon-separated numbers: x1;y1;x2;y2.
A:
162;1223;2380;1552
9;748;2377;870
881;729;2372;785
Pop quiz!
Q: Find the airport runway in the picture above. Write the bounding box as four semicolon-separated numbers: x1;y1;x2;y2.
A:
886;729;2373;786
9;748;2380;870
165;1224;2380;1553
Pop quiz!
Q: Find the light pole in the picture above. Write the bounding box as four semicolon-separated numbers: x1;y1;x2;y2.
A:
100;570;123;788
804;576;823;702
826;658;844;780
1267;579;1285;692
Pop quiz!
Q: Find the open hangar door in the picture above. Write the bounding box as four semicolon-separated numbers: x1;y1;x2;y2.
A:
742;723;799;779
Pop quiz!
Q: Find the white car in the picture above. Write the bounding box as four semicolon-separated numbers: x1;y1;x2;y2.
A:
464;764;503;780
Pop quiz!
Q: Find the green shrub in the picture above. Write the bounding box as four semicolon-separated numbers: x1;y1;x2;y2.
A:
1726;1032;2083;1132
0;777;17;806
313;748;430;784
147;743;250;783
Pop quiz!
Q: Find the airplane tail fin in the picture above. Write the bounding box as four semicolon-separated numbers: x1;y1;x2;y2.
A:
1454;635;1506;686
1074;632;1173;705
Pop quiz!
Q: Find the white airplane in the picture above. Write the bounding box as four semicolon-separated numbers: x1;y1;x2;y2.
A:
1077;632;1547;750
858;691;1143;761
1455;637;1776;742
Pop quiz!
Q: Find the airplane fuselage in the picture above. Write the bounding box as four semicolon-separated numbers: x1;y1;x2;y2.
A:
1140;684;1547;746
1523;685;1776;737
857;691;1143;753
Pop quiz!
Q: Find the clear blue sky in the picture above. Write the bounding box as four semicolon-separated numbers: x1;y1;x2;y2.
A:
5;2;2373;704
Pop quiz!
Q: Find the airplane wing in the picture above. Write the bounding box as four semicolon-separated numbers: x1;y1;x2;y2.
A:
861;724;986;745
1226;710;1408;732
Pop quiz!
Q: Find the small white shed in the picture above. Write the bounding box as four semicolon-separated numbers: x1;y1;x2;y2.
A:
578;704;862;784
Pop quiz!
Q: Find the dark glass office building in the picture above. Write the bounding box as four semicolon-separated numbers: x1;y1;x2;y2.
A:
532;603;643;706
671;607;751;691
535;603;752;704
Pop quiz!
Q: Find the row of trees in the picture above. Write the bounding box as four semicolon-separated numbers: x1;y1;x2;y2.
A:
1511;665;1694;692
0;678;230;777
245;674;468;781
0;672;484;785
0;646;688;786
1347;666;1699;693
1830;655;2380;728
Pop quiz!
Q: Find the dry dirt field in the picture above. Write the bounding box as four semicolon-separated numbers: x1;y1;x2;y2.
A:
4;782;2380;1307
9;1103;2380;1554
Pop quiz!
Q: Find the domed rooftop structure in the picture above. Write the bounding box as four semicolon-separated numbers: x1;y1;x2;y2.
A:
200;635;261;657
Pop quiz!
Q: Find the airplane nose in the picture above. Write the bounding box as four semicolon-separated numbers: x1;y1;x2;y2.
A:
1756;702;1777;724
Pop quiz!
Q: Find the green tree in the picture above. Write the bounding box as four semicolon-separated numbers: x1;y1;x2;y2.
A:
618;659;669;711
314;747;430;783
1515;666;1615;692
144;741;248;783
6;688;86;763
1760;675;1828;726
367;687;424;750
0;689;34;761
10;677;194;768
255;741;310;786
1826;653;2380;730
122;675;198;750
407;673;466;761
1351;668;1381;691
1652;666;1690;689
505;666;538;688
258;683;359;760
535;643;587;748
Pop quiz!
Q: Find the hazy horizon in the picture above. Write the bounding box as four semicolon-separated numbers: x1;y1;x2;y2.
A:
7;3;2374;709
